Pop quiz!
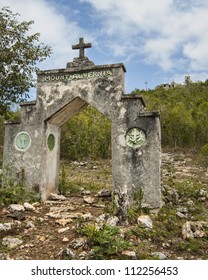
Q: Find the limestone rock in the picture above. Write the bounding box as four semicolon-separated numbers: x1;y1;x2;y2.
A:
2;237;23;249
83;196;95;204
97;189;111;197
122;250;136;259
67;212;83;219
46;212;62;219
187;200;194;206
96;214;107;223
80;188;91;195
79;251;88;260
152;252;167;260
182;221;208;239
106;216;119;226
137;215;153;229
56;218;73;226
81;213;93;221
0;223;12;232
176;207;189;219
0;253;11;260
8;211;25;221
162;185;179;204
60;248;75;260
93;204;105;208
49;193;66;201
39;235;46;242
198;189;207;198
62;237;69;243
25;221;35;228
9;204;25;212
71;238;85;249
24;202;36;211
58;227;70;233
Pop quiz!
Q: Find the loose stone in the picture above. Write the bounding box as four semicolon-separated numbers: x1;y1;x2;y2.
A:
182;221;208;239
137;215;153;229
106;216;119;226
56;218;73;226
152;252;167;260
2;237;23;249
58;227;70;233
71;238;85;249
122;250;136;259
62;237;69;243
83;196;95;204
24;202;36;211
97;189;111;197
0;223;12;232
49;193;66;201
81;213;93;221
9;204;25;212
60;248;75;260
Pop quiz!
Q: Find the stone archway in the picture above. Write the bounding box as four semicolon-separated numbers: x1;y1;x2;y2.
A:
3;38;162;221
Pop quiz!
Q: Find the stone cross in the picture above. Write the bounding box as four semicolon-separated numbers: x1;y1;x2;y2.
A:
72;37;92;59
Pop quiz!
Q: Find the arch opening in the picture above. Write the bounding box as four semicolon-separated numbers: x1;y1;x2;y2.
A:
45;97;112;198
60;105;112;195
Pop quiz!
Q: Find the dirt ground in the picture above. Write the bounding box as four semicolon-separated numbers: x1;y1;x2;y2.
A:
0;151;207;260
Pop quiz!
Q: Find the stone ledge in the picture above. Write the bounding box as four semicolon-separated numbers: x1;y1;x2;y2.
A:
36;63;126;75
121;94;146;107
139;111;160;117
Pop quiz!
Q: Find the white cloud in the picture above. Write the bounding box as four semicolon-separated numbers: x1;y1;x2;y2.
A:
0;0;84;69
80;0;208;76
1;0;208;89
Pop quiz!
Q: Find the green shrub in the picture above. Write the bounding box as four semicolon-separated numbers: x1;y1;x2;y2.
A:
78;224;130;259
0;166;40;206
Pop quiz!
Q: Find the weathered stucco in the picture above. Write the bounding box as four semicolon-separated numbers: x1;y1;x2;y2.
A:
3;57;162;222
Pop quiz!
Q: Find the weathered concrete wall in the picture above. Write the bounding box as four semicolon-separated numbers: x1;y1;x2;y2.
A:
3;120;44;191
111;97;161;220
3;59;162;221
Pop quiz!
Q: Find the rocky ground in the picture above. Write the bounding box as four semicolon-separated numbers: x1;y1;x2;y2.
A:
0;151;208;260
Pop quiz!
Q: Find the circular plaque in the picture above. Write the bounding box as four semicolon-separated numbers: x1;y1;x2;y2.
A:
126;128;146;149
15;132;31;151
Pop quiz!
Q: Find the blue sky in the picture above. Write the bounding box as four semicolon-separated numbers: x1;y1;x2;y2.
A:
1;0;208;94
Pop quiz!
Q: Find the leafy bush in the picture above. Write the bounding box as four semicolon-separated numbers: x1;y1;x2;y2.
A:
60;106;111;161
132;81;208;149
0;166;40;206
78;224;130;259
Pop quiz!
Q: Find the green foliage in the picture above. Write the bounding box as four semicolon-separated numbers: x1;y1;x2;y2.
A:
58;165;70;195
0;7;52;115
128;188;144;222
58;163;105;195
0;166;39;206
132;81;208;149
200;144;208;156
173;238;208;255
78;224;130;259
60;106;111;161
196;144;208;167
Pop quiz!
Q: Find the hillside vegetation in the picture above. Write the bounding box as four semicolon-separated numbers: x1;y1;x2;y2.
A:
132;80;208;151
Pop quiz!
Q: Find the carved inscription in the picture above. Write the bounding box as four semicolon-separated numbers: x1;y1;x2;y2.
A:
42;69;113;82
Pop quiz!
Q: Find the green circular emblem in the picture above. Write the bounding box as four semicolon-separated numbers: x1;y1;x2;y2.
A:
126;128;146;149
15;132;31;151
48;134;55;151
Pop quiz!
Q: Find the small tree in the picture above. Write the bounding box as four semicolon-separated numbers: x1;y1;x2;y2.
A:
0;7;52;115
